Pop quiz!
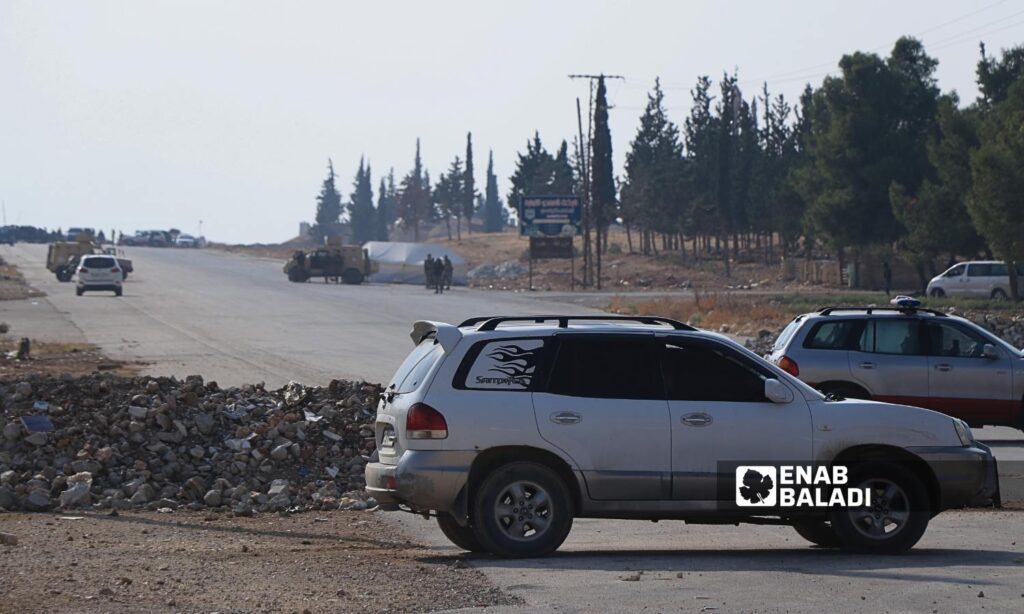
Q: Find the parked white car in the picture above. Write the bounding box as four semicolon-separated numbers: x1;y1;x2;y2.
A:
927;261;1023;299
175;234;198;248
366;316;999;557
75;254;123;296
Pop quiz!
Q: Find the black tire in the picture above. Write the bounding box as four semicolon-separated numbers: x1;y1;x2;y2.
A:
829;461;930;554
75;287;84;296
929;288;945;298
341;268;364;285
991;288;1009;300
122;271;129;280
56;266;73;282
792;521;842;548
471;462;573;558
436;513;485;552
818;383;871;400
114;287;123;297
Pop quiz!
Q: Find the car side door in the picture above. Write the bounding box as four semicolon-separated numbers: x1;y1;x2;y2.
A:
532;334;671;501
848;318;930;407
924;320;1015;425
660;337;812;501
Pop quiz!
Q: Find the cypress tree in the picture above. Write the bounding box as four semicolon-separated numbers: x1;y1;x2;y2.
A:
463;133;477;235
591;76;616;287
314;159;343;241
483;150;503;232
375;176;390;241
348;158;376;245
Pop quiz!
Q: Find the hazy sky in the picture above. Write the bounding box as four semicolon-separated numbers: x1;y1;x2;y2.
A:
3;1;1023;244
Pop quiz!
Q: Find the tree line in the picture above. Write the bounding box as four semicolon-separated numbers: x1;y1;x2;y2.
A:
618;38;1024;297
310;37;1024;297
312;133;506;245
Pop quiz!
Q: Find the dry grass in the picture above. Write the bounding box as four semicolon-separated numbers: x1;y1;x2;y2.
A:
0;258;44;300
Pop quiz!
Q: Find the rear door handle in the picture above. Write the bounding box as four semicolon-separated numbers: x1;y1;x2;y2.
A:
681;412;713;427
550;411;581;425
859;362;876;370
934;364;953;372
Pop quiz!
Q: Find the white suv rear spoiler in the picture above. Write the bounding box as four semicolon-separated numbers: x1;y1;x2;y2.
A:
410;321;462;352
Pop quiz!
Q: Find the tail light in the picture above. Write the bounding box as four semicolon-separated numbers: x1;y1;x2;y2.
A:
78;267;88;273
406;403;448;439
777;355;800;377
110;267;120;273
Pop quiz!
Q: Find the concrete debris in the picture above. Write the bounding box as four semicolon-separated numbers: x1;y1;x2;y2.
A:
0;374;381;514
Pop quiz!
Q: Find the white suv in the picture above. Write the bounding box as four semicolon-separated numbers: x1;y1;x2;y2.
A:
927;261;1023;299
75;254;123;296
366;316;998;557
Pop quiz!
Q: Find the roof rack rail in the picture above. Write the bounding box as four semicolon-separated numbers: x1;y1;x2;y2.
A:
816;305;947;317
458;315;696;332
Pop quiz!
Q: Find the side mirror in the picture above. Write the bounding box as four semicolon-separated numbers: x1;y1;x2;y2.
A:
982;343;999;360
765;379;794;404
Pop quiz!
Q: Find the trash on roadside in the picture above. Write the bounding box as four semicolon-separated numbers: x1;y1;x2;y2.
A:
21;415;55;433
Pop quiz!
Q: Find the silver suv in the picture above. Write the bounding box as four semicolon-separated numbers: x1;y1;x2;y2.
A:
768;304;1024;431
366;316;998;558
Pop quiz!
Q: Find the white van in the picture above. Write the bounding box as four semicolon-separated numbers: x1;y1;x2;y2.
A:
926;261;1023;299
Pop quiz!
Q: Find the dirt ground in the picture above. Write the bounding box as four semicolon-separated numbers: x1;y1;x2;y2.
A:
0;256;44;301
0;340;138;379
0;510;518;613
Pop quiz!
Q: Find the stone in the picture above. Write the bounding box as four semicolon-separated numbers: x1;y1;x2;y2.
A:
2;422;21;441
270;444;290;461
24;432;48;446
189;446;205;460
268;494;291;511
193;412;214;434
0;532;17;546
14;382;32;398
25;490;50;511
267;479;290;497
59;481;92;507
203;489;222;507
71;460;101;475
128;406;149;419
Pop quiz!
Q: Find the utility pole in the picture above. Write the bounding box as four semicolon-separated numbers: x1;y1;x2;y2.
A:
569;73;623;289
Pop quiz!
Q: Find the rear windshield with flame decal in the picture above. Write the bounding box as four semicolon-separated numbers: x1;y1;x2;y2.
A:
463;339;545;390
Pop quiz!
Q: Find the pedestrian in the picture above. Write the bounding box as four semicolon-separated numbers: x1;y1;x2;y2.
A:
424;254;434;290
882;261;892;297
443;255;453;290
433;257;446;294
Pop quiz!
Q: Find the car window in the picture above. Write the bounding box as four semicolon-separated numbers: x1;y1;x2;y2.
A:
967;263;992;277
944;264;966;277
547;337;661;399
991;263;1008;277
803;320;864;350
461;339;545;390
661;342;768;402
81;256;116;268
388;340;443;393
773;317;804;352
926;322;988;358
871;320;922;355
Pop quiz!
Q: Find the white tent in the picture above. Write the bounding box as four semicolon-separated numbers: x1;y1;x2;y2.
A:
363;241;468;285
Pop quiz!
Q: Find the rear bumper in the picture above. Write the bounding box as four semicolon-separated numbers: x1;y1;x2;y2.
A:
909;443;1000;509
365;449;476;513
77;282;121;291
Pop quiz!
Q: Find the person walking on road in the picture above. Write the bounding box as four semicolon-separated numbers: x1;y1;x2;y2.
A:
442;255;453;290
424;255;435;290
883;261;892;296
432;258;446;294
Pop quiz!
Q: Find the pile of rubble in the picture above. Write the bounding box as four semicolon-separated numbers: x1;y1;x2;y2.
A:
0;374;382;514
468;260;526;280
955;309;1024;349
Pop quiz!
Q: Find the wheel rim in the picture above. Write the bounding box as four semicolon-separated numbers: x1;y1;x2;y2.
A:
492;480;553;542
847;478;909;540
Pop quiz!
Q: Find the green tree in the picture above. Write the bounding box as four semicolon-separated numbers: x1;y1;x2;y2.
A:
462;133;477;236
684;75;719;256
977;43;1024;108
551;140;576;194
375;176;390;241
969;78;1024;300
591;76;615;286
348;157;376;245
314;158;343;241
507;132;557;214
398;139;431;241
435;156;464;241
483;150;503;232
620;79;685;255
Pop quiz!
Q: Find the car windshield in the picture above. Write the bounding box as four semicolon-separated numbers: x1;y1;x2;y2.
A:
82;257;116;268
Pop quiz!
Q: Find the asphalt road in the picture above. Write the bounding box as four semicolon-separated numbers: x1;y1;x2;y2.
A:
4;243;1024;613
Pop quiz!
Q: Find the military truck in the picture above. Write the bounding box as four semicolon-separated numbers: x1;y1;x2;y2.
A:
46;238;97;282
46;236;133;282
283;237;376;284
